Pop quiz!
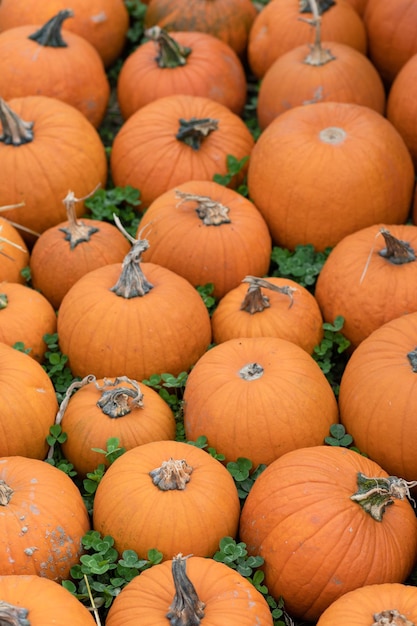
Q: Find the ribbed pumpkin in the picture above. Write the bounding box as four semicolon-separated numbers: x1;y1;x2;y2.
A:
338;311;417;482
117;28;248;119
247;101;415;251
0;0;129;68
0;96;108;241
0;342;58;459
248;0;367;79
0;215;29;283
315;224;417;349
137;180;272;300
105;554;274;626
143;0;257;58
0;575;97;625
0;282;57;361
364;0;417;87
110;94;255;210
257;10;385;129
0;455;90;581
211;275;324;353
183;336;338;468
57;235;212;381
239;445;417;623
317;582;417;626
345;0;368;15
0;10;110;128
92;440;241;560
30;190;131;310
59;375;176;477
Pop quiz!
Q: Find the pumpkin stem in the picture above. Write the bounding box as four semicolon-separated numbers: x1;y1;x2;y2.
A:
145;26;192;68
0;293;8;309
299;0;335;14
351;473;417;522
300;0;335;66
59;188;102;249
0;99;34;146
0;600;30;626
239;362;264;380
407;349;417;373
95;376;144;417
110;236;154;298
166;554;206;626
0;479;13;505
28;9;73;48
175;190;231;225
149;458;193;490
378;229;416;265
240;276;296;313
176;118;218;150
372;609;415;626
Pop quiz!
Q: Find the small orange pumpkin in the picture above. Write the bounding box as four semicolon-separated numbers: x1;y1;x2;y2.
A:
0;455;90;581
0;215;29;283
92;440;241;560
183;336;338;468
239;445;417;622
59;375;176;477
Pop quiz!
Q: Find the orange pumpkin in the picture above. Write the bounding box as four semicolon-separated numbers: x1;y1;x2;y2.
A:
0;455;90;581
0;342;58;459
110;94;255;210
211;275;324;353
137;180;272;300
0;574;97;625
316;582;417;626
315;225;417;349
344;0;368;15
0;96;108;242
143;0;258;58
92;440;241;560
60;375;176;476
30;189;131;310
0;215;29;283
117;28;248;119
105;554;274;626
0;0;129;68
183;336;338;468
239;445;417;622
248;0;367;79
364;0;417;87
338;311;417;482
0;10;110;128
57;235;212;381
0;281;57;361
247;101;415;251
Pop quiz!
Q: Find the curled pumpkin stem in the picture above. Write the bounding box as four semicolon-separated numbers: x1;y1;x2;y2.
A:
240;275;296;313
95;376;144;417
166;554;206;626
28;9;73;47
175;190;231;225
351;473;417;522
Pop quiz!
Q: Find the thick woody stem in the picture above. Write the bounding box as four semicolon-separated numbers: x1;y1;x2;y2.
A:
28;9;73;47
0;480;13;506
378;229;416;265
0;99;33;145
111;238;154;298
175;190;231;225
176;118;218;150
240;276;295;313
145;26;192;68
149;458;193;490
166;554;206;626
0;601;30;626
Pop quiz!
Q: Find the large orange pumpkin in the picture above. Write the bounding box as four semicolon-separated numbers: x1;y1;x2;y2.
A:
0;574;97;625
105;554;274;626
0;0;129;68
247;101;415;251
315;224;417;348
143;0;258;58
239;445;417;622
0;10;110;128
60;375;176;476
0;96;108;241
338;311;417;482
93;440;241;560
183;336;338;468
110;94;255;210
57;236;212;381
0;455;90;581
0;342;58;459
117;28;248;119
137;180;272;300
0;215;29;283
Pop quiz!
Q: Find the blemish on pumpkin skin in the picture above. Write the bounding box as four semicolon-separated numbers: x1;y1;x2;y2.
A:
24;546;39;556
35;388;47;393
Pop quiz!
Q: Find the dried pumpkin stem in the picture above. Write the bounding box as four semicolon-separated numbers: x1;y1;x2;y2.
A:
95;376;144;417
0;600;30;626
0;99;34;146
59;188;101;249
176;117;218;150
145;26;191;68
372;609;414;626
149;458;193;490
351;472;417;522
378;229;416;265
28;9;73;47
111;237;154;298
239;362;264;380
0;293;8;309
240;276;296;313
407;349;417;373
175;190;231;225
300;0;335;66
0;480;13;506
166;554;206;626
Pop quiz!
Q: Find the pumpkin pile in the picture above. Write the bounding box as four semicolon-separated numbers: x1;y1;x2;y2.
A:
2;0;417;625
